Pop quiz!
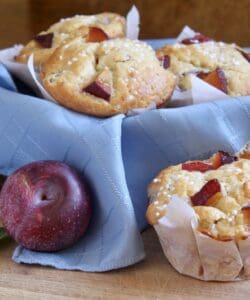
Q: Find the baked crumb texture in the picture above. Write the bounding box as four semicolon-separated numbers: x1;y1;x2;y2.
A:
147;151;250;241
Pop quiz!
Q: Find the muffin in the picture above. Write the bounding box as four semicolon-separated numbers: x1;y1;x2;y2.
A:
41;38;176;117
15;13;126;69
156;34;250;97
146;146;250;281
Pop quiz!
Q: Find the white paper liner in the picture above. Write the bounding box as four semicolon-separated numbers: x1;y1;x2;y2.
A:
168;88;192;107
153;195;250;281
155;196;202;279
176;26;196;43
0;45;39;92
190;74;231;104
0;46;57;102
27;55;56;102
237;238;250;277
193;229;243;281
126;5;140;39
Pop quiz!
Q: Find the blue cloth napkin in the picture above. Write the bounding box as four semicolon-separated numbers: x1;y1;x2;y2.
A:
0;40;250;272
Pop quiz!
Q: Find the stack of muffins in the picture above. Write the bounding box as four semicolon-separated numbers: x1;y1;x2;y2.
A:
16;13;176;117
16;12;250;117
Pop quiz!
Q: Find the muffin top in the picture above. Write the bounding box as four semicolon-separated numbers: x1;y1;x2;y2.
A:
15;13;126;68
41;37;176;117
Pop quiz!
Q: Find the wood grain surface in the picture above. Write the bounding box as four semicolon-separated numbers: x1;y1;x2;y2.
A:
1;228;250;300
0;0;249;48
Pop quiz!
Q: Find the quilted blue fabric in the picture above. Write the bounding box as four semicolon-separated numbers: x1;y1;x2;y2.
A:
0;40;250;272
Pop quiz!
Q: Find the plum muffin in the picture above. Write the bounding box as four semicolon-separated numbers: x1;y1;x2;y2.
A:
15;13;126;68
147;150;250;241
156;34;250;97
41;38;176;117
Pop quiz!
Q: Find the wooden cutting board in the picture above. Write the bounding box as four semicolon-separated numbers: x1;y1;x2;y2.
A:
1;228;249;299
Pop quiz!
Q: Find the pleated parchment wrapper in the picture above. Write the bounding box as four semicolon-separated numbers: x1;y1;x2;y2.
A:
154;196;250;281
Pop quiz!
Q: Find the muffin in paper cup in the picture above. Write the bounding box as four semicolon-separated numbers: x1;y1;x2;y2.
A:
0;6;140;101
146;143;250;281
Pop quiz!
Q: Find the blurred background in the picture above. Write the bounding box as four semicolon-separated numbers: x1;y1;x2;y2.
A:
0;0;249;47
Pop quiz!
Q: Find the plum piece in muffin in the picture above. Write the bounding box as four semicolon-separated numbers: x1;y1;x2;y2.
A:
146;149;250;241
15;13;126;69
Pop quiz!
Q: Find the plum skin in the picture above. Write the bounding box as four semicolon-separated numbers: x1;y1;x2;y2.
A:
0;160;91;252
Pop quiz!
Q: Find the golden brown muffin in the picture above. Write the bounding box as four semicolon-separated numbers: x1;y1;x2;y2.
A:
41;38;176;117
15;13;126;69
156;41;250;97
147;150;250;241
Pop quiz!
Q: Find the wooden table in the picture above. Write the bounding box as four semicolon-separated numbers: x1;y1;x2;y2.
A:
1;1;250;299
1;228;250;300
